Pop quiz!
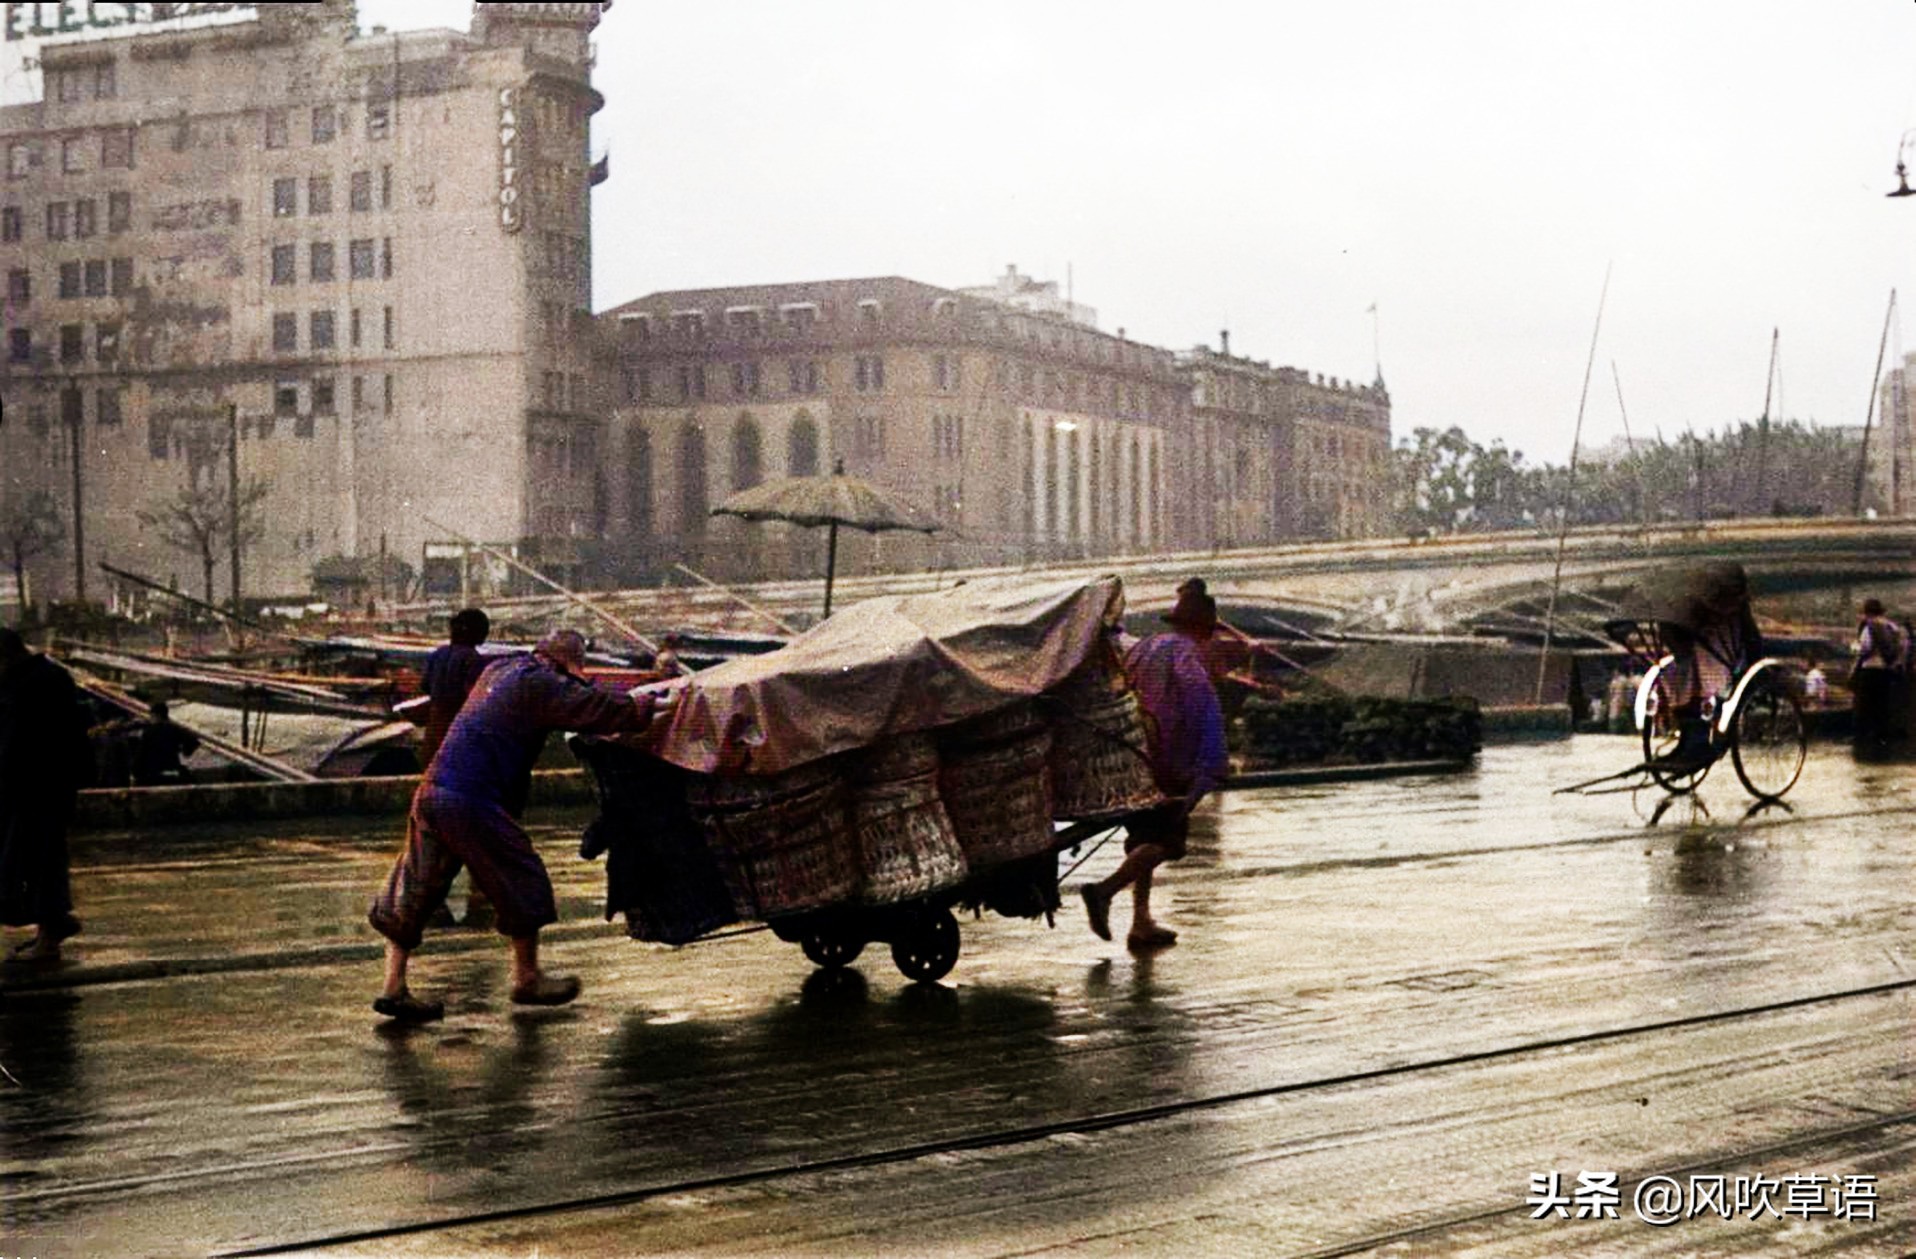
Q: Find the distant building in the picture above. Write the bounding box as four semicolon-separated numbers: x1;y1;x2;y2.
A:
597;276;1181;584
957;263;1097;329
0;1;611;605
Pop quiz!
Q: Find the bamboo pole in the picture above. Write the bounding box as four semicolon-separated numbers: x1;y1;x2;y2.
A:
421;516;658;654
671;563;800;636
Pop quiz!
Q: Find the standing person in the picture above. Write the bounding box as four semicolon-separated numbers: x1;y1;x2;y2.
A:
654;633;687;678
1851;598;1907;748
131;700;201;787
368;629;661;1022
419;608;490;768
1801;656;1829;709
0;629;91;963
1079;586;1228;953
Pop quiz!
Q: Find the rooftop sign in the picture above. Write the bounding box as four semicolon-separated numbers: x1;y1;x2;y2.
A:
5;3;259;42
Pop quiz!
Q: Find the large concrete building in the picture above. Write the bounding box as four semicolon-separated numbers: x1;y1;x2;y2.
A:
598;276;1185;586
0;0;610;607
599;273;1394;588
1872;350;1916;518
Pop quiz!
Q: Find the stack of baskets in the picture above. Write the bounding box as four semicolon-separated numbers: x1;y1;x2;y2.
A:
686;758;858;920
1044;664;1164;819
936;702;1056;869
849;732;969;904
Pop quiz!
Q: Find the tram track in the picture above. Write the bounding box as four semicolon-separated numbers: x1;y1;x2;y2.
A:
212;976;1916;1257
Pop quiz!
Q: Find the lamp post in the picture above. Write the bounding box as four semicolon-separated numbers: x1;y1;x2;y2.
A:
1889;130;1916;198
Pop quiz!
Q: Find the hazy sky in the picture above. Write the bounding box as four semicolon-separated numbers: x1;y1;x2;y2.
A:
355;1;1915;463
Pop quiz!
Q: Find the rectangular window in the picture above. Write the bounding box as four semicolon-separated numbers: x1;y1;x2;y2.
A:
349;307;361;348
97;386;122;426
276;382;299;417
271;244;296;286
59;261;80;299
6;144;31;178
73;197;96;239
265;109;289;149
55;69;81;103
109;256;132;296
382;305;394;350
272;312;298;353
349;170;371;212
308;174;332;215
60;323;83;362
46;202;69;240
273;177;298;217
311;105;336;145
1;206;20;241
96;321;119;363
310;309;336;350
312;376;335;415
149;412;171;458
309;241;334;282
93;61;116;99
5;268;25;303
383;372;394;415
367;103;391;141
380;164;392;209
349;238;374;279
83;258;106;297
380;237;392;279
8;328;29;363
101;128;133;170
351;374;364;412
637;367;652;401
61;136;86;174
107;190;130;233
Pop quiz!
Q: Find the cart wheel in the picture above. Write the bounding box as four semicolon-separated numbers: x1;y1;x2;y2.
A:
800;930;865;969
1730;682;1806;801
890;910;960;984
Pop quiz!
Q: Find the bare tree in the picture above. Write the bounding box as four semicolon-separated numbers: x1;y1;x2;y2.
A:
138;476;271;606
0;490;66;624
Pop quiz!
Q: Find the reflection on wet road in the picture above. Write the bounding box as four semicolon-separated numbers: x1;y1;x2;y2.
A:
1;737;1911;1257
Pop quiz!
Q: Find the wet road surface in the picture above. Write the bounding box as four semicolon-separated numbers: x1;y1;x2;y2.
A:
2;736;1912;1257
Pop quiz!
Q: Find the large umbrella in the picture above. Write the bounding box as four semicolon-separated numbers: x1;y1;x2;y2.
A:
712;458;941;617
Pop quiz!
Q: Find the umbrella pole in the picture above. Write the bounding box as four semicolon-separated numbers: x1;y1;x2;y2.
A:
823;520;839;619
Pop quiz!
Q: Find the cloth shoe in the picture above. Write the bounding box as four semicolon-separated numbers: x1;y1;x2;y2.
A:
511;974;581;1007
1079;885;1113;941
373;989;444;1024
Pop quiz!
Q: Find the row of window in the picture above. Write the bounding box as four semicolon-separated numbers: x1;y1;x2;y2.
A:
7;321;122;366
620;358;828;406
13;192;134;241
47;61;117;104
6;129;136;179
270;239;393;285
18;385;123;435
271;306;395;354
540;371;590;412
273;167;392;217
264;103;389;149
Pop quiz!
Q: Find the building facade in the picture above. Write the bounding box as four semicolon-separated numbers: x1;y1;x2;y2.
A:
598;277;1184;586
1872;350;1916;518
0;0;609;606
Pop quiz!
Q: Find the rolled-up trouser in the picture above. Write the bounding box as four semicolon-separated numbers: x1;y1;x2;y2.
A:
368;785;556;951
0;792;76;929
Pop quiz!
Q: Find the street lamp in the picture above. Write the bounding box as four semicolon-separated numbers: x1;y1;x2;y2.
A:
1888;130;1916;198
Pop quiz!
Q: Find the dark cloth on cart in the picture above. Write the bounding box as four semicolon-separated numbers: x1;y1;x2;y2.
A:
369;654;652;949
573;737;735;945
0;640;91;930
420;641;488;767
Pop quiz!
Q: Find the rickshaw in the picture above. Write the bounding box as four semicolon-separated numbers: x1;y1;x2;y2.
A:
1558;562;1807;804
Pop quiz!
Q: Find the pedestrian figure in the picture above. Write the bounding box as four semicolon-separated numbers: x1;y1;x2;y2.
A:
654;633;687;678
419;609;490;768
1605;668;1634;734
1079;586;1228;953
131;700;201;787
1851;598;1908;749
368;629;661;1022
0;629;92;963
419;609;495;929
1802;657;1829;709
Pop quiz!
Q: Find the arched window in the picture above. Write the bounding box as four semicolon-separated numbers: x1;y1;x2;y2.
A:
627;428;653;536
678;421;707;535
731;413;762;491
788;412;819;477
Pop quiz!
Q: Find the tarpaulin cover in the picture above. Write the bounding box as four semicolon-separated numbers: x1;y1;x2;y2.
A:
629;575;1125;775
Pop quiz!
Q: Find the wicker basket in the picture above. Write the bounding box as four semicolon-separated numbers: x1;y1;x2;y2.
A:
850;771;968;905
853;731;940;784
942;700;1046;747
687;763;858;919
1046;688;1164;819
938;726;1056;868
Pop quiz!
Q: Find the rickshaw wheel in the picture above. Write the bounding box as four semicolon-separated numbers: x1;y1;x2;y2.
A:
1642;716;1710;795
800;930;865;969
1730;684;1807;801
890;910;960;983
